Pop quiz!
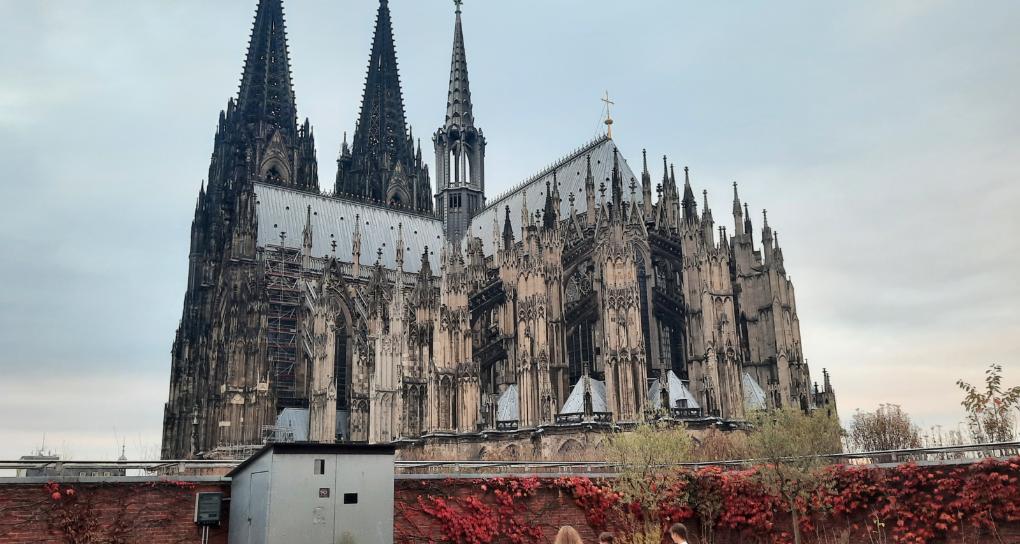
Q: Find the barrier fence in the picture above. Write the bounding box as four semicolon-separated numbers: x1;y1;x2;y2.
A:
0;441;1016;479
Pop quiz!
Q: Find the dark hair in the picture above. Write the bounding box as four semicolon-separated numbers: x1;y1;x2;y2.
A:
669;523;688;539
598;532;615;543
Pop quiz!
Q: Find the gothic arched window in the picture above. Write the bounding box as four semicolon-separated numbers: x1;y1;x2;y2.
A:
439;377;456;430
334;314;352;412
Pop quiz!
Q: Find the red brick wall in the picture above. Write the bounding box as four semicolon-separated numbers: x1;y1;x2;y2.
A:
3;471;1020;543
0;481;229;544
392;475;1020;544
395;479;597;543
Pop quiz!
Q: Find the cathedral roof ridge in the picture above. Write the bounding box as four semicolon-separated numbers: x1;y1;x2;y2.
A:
468;135;638;257
480;134;609;215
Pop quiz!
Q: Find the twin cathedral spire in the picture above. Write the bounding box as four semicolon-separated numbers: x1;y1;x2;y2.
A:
227;0;485;230
335;0;435;214
209;0;319;195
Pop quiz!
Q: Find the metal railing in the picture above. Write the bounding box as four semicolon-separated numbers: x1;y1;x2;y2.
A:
1;441;1016;478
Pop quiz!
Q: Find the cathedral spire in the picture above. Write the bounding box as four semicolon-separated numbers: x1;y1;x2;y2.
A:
219;0;318;192
396;222;405;271
352;213;362;277
445;0;474;128
655;156;681;231
419;246;432;278
301;205;313;251
732;182;744;236
337;0;431;212
237;0;298;137
502;205;514;250
611;147;624;211
543;174;558;229
761;209;773;259
701;189;715;243
641;149;653;217
355;0;407;162
662;155;672;196
434;0;486;239
743;202;753;233
681;166;697;223
585;154;597;226
520;188;531;232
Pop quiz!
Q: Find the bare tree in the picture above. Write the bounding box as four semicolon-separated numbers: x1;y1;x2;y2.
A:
957;363;1020;444
847;404;922;453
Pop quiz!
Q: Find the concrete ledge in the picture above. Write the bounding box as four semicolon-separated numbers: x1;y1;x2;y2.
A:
0;476;230;485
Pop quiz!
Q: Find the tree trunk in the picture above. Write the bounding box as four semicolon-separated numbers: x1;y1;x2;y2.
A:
789;496;802;544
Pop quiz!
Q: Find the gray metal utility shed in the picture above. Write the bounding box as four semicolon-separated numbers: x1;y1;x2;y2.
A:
227;443;396;544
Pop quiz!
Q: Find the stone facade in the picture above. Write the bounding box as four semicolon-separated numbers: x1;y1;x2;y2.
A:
161;0;836;460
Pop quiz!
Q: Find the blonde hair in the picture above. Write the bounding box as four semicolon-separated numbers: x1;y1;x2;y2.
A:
554;526;584;544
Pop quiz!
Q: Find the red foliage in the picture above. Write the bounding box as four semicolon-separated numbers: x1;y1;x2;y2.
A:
552;477;620;531
815;458;1020;543
404;478;546;544
395;457;1020;544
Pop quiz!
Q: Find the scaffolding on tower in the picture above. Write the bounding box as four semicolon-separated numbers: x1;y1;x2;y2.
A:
263;240;306;410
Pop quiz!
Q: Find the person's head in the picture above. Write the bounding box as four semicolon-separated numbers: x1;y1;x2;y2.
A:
598;532;615;544
669;523;688;543
554;526;583;544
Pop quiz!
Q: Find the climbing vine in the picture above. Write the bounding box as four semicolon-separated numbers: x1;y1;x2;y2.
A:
0;480;210;544
395;457;1020;544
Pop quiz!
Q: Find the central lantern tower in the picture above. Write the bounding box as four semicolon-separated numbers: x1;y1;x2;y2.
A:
434;1;486;243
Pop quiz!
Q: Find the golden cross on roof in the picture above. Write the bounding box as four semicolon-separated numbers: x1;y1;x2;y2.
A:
602;90;615;139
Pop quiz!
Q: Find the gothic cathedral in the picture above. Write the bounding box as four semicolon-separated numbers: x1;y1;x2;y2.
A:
161;0;837;459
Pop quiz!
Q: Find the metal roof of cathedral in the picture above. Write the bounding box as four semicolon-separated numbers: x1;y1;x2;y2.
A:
254;183;443;274
468;136;640;255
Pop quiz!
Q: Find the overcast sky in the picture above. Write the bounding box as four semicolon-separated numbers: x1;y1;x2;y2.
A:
1;0;1018;460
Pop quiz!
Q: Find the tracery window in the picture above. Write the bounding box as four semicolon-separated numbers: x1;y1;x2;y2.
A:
438;377;454;430
334;315;351;411
567;321;594;384
635;252;652;364
658;322;687;379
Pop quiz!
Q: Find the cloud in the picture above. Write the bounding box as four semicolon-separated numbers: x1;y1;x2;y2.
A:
0;374;165;460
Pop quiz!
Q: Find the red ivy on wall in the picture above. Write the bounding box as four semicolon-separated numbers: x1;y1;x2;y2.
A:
0;480;205;544
395;457;1020;544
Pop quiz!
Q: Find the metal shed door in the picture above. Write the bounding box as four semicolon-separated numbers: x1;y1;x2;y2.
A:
248;471;270;544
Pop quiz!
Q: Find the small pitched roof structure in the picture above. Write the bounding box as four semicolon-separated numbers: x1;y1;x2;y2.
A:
647;370;701;410
559;376;608;414
742;372;768;412
496;384;519;422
